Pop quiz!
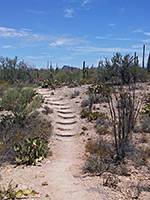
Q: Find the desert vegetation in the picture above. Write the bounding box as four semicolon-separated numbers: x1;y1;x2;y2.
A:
0;52;150;199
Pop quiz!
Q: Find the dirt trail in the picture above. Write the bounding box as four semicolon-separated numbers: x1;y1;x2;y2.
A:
0;87;121;200
39;88;106;199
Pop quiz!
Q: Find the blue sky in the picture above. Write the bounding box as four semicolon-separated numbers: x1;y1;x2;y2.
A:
0;0;150;68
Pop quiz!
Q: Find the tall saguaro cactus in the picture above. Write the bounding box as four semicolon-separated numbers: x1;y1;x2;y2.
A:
147;52;150;72
83;61;86;79
134;52;139;65
50;61;53;72
142;44;145;68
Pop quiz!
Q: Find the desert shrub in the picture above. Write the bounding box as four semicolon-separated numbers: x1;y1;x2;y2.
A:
84;140;113;174
0;57;36;84
41;79;50;88
140;147;150;164
141;116;150;133
0;114;52;164
1;87;41;121
85;140;112;159
70;90;80;99
83;156;107;174
81;99;90;108
14;136;50;165
88;83;110;94
96;116;110;135
81;109;107;121
55;68;81;84
68;81;78;88
141;94;150;116
88;84;110;107
104;53;148;84
81;94;100;110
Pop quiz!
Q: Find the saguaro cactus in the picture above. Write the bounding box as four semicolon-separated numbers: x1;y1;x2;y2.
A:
147;52;150;72
142;44;145;68
134;52;139;65
50;61;53;71
83;61;86;79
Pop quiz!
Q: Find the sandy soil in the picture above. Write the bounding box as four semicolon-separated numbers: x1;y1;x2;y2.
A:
0;84;150;200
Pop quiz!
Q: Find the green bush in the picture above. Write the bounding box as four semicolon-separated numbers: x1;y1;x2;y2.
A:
81;109;107;121
1;87;41;121
14;136;50;165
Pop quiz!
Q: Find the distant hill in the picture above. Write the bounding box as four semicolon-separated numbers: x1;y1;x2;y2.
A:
62;65;79;70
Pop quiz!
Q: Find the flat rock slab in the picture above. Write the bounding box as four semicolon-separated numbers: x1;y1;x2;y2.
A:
49;101;66;106
44;97;61;101
57;110;74;114
56;119;77;125
55;130;76;137
55;106;72;110
55;124;75;131
58;113;76;119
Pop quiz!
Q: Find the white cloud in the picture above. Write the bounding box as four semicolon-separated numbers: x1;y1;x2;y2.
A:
27;9;47;14
144;32;150;36
1;45;12;49
60;56;74;61
82;0;91;6
108;23;116;27
115;38;131;41
26;56;45;60
49;38;75;46
96;36;109;40
74;46;141;54
132;29;143;33
132;45;142;49
0;26;55;42
0;27;29;38
49;37;87;47
64;8;74;18
141;39;150;43
96;36;131;41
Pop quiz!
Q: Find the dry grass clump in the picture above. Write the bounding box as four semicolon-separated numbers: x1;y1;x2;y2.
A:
96;116;111;135
83;140;114;175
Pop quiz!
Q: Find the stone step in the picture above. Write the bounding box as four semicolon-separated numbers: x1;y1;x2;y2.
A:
49;102;66;106
58;113;76;119
55;106;72;110
44;97;60;101
55;124;75;131
55;130;76;137
56;119;77;125
57;110;73;114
